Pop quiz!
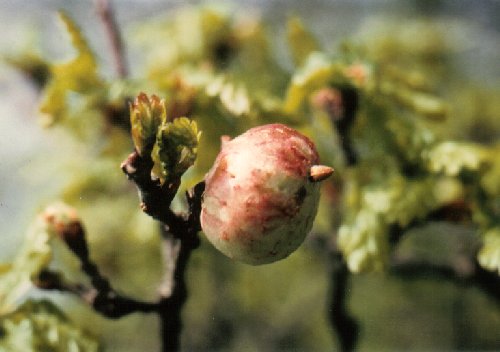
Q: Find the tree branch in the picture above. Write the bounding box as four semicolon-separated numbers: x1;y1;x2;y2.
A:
157;182;204;352
121;146;204;351
390;257;500;304
389;200;473;247
94;0;128;78
35;267;158;318
35;172;205;352
121;151;185;229
314;85;361;351
313;86;359;166
327;253;359;352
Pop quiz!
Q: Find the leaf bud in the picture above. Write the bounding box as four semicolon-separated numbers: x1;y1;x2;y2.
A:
130;93;167;156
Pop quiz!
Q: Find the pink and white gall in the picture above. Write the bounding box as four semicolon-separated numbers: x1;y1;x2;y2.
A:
200;124;333;265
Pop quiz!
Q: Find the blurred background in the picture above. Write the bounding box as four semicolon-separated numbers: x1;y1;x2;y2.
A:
0;0;499;351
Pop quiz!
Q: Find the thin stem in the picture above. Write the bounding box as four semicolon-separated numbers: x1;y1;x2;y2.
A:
94;0;128;78
334;87;359;166
121;151;185;228
122;146;205;351
390;258;500;304
158;232;194;352
317;85;361;351
157;183;204;352
35;267;158;319
328;253;359;352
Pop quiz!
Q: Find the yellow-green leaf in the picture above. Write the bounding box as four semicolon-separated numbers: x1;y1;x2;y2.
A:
39;11;103;126
478;228;500;275
0;300;100;351
286;16;320;66
151;117;201;184
0;203;79;315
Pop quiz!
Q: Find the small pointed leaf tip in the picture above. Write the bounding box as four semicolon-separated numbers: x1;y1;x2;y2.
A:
309;165;334;182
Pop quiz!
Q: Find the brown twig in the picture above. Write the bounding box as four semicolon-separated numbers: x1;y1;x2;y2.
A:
37;151;204;352
157;182;204;352
120;151;185;229
390;258;500;304
315;85;361;351
327;253;360;352
94;0;128;78
35;267;158;319
36;209;160;318
121;147;204;352
312;87;359;166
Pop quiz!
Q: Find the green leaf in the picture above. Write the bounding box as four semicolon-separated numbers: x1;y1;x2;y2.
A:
0;203;79;315
364;175;439;227
481;146;500;197
0;300;100;352
338;170;455;273
380;81;448;120
283;52;339;114
425;141;488;176
0;218;52;315
4;53;51;88
205;75;251;116
39;11;103;126
337;208;389;273
477;228;500;275
129;93;167;156
385;115;436;166
286;16;320;66
151;117;200;184
283;51;377;115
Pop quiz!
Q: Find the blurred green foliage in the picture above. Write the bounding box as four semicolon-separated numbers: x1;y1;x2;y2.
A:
1;5;499;351
0;300;99;351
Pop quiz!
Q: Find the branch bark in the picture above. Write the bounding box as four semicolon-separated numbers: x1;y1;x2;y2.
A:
94;0;128;78
157;182;204;352
327;253;359;352
390;257;500;304
316;86;361;351
121;149;204;352
36;149;204;352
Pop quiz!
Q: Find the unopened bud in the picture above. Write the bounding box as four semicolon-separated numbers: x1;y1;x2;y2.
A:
42;202;88;259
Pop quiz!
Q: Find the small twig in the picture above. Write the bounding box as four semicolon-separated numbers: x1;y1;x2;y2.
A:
389;201;473;247
38;213;161;318
314;85;361;351
334;88;359;166
157;182;204;352
121;151;185;228
313;87;359;166
390;258;500;304
157;229;195;352
328;253;359;352
121;145;204;351
35;268;158;319
38;173;204;351
94;0;128;78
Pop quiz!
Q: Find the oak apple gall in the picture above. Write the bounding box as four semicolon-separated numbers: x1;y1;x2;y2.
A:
201;123;333;265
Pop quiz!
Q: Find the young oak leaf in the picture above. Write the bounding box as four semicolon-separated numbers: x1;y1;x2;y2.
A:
0;299;100;351
151;117;201;185
425;141;488;176
39;11;103;126
130;93;167;156
478;228;500;275
286;16;320;67
0;203;80;315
